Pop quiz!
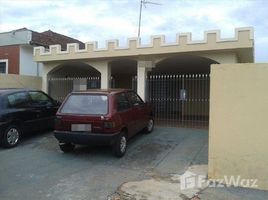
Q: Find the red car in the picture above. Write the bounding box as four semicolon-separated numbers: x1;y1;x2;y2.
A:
54;89;154;157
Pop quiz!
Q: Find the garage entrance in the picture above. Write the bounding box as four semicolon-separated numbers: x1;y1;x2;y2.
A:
147;73;210;128
146;55;217;128
47;62;101;102
110;59;137;90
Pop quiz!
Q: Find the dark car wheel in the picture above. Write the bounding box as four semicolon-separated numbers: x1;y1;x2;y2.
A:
59;143;75;153
2;125;21;148
112;132;127;158
144;119;154;134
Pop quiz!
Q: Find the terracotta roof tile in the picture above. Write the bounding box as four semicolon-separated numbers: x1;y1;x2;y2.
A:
31;29;85;50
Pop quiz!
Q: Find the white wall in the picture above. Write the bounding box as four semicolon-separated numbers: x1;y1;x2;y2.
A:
0;29;31;46
19;45;40;76
37;62;43;77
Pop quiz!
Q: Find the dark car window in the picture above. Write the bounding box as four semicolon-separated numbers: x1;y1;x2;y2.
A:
7;92;30;108
0;96;4;109
29;91;52;106
1;96;9;109
127;92;144;106
60;94;108;115
116;93;130;112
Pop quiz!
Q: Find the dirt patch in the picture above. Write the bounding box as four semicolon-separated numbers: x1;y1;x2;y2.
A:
108;165;208;200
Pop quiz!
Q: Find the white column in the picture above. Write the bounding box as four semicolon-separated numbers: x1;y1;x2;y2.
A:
42;63;55;93
137;60;153;101
96;62;111;89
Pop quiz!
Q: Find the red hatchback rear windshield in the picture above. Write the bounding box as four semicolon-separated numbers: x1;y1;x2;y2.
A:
60;94;108;115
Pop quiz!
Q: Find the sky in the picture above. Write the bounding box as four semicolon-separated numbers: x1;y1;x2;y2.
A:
0;0;267;62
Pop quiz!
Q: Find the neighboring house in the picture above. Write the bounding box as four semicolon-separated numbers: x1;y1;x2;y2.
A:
0;28;84;76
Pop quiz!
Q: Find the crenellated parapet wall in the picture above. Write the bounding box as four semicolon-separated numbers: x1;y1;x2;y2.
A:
33;27;254;62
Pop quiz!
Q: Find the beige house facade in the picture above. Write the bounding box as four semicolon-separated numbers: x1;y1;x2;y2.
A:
33;27;253;128
33;27;253;100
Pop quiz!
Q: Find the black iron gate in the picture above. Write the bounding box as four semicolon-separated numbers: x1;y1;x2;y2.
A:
49;74;209;128
147;74;210;128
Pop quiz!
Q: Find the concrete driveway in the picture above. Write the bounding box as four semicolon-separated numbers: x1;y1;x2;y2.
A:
0;127;208;200
1;127;267;200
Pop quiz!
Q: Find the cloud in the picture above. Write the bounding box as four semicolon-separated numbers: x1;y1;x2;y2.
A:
0;0;267;61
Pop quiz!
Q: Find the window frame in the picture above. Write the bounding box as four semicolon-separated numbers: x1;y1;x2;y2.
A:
7;91;31;109
28;91;53;106
0;59;8;74
59;94;109;115
126;91;144;107
115;92;131;112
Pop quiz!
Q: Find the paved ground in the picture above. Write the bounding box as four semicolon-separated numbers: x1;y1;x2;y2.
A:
0;127;267;200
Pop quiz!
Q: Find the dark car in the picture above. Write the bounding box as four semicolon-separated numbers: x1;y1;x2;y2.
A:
54;89;154;157
0;89;60;148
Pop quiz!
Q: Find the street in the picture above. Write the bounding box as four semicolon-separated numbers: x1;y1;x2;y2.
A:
0;127;208;200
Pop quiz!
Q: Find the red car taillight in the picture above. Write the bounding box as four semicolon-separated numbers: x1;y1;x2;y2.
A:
103;121;116;129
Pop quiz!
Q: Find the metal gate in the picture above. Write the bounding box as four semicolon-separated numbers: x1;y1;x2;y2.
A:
49;74;209;128
147;74;210;128
48;77;100;102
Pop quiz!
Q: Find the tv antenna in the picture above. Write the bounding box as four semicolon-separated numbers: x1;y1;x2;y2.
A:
138;0;161;38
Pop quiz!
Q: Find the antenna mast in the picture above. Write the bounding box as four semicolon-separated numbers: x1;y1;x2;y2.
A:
138;0;161;38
